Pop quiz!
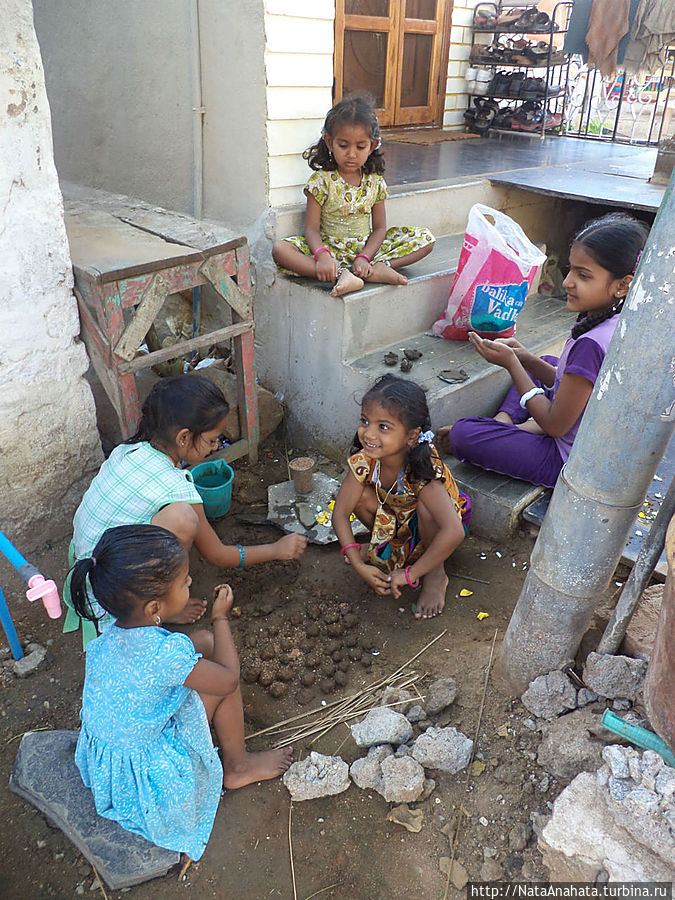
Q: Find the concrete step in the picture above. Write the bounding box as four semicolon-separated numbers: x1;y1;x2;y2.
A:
349;291;570;425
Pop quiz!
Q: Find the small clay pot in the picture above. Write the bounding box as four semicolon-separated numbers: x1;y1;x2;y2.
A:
343;613;359;629
319;678;335;694
279;652;293;665
299;637;315;652
278;666;295;683
297;687;315;706
319;660;336;678
290;456;315;494
244;634;257;649
323;609;339;625
300;670;316;687
260;645;275;661
325;639;341;654
334;670;347;687
327;623;343;638
344;633;359;648
306;622;321;637
305;650;321;668
269;681;288;698
307;603;321;620
290;612;303;626
280;636;293;651
338;660;350;673
331;649;344;662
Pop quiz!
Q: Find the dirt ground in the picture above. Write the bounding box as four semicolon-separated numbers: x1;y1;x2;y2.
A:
0;446;585;900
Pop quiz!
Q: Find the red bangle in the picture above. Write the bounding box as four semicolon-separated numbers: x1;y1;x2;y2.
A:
313;246;331;261
404;566;420;588
354;253;371;263
340;542;360;556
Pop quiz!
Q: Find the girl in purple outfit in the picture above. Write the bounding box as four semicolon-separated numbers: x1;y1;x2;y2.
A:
437;214;649;488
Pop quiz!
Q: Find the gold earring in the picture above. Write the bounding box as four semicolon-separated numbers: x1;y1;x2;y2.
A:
155;614;161;625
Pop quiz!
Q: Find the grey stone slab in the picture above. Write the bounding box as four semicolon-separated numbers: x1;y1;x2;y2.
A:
267;472;367;545
9;730;180;890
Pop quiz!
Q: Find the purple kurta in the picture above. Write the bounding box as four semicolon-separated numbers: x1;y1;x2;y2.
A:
449;315;619;488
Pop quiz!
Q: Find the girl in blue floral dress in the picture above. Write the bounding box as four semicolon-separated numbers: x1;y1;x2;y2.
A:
273;95;435;297
70;525;293;862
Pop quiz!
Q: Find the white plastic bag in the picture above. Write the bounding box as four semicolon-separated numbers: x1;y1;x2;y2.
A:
432;204;546;341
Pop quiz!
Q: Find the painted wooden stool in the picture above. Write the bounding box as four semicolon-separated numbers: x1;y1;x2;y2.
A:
64;192;259;464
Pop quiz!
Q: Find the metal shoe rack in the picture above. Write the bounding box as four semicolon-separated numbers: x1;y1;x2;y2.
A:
468;1;573;137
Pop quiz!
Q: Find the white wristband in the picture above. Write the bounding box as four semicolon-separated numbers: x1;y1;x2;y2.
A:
519;387;545;409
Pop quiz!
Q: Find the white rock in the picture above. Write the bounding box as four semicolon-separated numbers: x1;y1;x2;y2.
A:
521;670;577;719
425;677;458;715
349;745;393;793
351;707;413;747
379;755;426;803
283;752;350;801
13;646;47;678
412;726;473;774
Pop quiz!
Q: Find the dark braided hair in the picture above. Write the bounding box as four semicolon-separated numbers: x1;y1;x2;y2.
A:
353;375;437;481
304;94;385;175
570;213;649;340
70;525;187;623
126;374;229;447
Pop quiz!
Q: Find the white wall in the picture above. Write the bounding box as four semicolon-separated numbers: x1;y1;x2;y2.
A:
443;0;473;128
265;0;335;208
0;0;102;551
33;0;270;231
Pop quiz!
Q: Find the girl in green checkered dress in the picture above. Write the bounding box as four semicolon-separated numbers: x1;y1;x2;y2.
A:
273;96;435;297
65;376;306;646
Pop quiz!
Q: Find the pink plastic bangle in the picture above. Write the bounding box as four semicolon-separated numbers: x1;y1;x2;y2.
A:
313;246;332;261
354;253;371;263
340;542;360;556
404;566;420;588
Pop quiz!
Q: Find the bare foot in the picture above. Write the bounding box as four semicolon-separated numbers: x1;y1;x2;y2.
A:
414;567;448;620
165;597;207;625
223;748;294;789
435;425;452;454
331;269;364;297
366;262;408;285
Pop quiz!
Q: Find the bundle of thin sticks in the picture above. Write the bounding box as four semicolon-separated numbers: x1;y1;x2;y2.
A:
245;629;447;749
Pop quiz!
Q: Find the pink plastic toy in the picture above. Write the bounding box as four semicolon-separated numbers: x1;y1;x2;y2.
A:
26;574;62;619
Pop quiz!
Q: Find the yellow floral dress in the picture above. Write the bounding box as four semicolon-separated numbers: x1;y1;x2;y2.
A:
348;445;467;573
280;170;435;271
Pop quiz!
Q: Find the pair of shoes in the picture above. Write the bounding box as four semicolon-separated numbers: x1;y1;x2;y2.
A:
496;6;558;32
466;67;492;95
465;97;499;135
488;71;524;98
473;3;498;29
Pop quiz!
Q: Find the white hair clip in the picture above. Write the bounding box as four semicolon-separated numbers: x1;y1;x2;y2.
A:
418;430;434;444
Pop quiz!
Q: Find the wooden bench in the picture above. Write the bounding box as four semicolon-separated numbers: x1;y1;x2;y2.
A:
63;186;259;463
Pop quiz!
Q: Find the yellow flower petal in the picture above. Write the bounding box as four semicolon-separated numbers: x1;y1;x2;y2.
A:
460;589;473;597
328;500;335;510
477;611;489;620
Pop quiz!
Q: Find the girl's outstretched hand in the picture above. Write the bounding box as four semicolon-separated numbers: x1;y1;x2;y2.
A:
468;332;517;369
274;533;307;559
358;563;392;596
315;253;339;283
212;584;234;620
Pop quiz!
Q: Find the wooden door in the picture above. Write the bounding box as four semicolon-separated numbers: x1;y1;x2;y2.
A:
334;0;451;127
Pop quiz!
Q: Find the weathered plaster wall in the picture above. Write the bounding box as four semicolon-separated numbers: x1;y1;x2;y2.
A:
33;0;269;230
0;0;102;550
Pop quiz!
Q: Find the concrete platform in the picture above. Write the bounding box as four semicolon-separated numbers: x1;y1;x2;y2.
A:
9;730;180;890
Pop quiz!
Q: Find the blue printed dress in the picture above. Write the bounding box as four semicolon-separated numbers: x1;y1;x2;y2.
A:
75;626;222;860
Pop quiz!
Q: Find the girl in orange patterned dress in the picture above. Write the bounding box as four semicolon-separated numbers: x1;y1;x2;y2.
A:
332;375;470;619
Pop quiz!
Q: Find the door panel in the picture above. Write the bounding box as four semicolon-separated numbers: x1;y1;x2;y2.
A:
335;1;450;127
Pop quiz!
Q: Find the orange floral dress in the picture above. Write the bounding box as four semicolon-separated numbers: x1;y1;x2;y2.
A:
348;445;467;573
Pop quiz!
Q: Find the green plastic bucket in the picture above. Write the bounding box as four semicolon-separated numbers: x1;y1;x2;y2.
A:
191;459;234;519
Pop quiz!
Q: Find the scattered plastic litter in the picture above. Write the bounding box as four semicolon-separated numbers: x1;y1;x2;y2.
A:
495;551;502;558
460;589;473;597
477;611;489;620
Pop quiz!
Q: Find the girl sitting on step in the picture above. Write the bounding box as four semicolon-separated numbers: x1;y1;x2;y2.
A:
333;375;469;620
71;525;292;864
437;213;649;488
272;94;435;298
64;375;306;646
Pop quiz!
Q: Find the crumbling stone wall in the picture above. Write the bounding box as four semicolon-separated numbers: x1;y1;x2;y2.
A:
0;0;102;551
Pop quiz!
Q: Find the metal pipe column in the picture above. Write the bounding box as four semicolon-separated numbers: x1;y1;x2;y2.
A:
497;172;675;694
